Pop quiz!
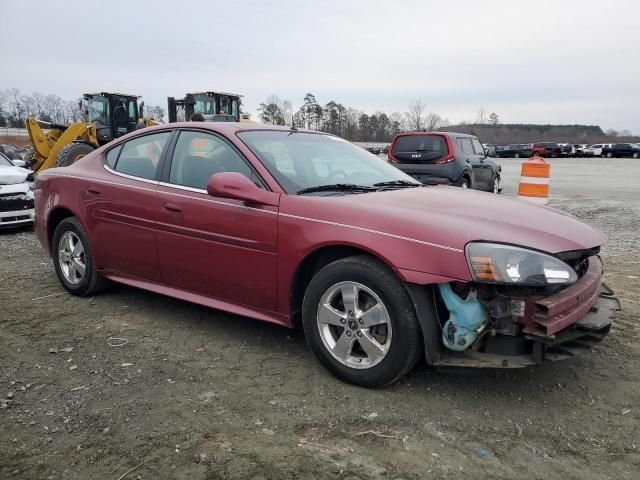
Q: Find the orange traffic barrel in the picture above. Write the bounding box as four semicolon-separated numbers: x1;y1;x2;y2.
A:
517;157;550;205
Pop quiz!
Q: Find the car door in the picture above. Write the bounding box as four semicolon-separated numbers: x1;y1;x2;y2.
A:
456;137;483;188
155;129;279;311
471;137;493;187
80;130;173;281
617;144;630;157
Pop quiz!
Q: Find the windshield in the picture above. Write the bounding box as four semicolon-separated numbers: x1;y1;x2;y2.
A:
195;96;216;116
392;135;448;160
218;96;238;117
112;96;138;123
0;153;13;167
237;130;418;194
88;96;109;124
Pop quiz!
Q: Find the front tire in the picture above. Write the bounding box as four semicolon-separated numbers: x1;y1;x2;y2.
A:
55;143;95;168
606;152;613;158
52;217;108;296
458;176;471;189
302;256;422;387
492;175;500;194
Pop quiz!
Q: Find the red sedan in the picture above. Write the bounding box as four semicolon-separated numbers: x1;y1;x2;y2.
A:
34;123;619;387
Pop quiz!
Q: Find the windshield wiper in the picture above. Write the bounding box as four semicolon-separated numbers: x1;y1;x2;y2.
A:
373;180;423;188
296;183;379;195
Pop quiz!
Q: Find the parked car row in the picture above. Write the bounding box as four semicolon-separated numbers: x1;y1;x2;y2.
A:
488;142;640;158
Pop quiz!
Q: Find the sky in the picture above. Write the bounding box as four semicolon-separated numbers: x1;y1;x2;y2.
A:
1;0;638;132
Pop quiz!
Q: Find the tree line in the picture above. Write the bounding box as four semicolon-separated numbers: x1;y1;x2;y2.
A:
0;88;165;128
2;87;637;145
258;95;639;144
258;94;452;142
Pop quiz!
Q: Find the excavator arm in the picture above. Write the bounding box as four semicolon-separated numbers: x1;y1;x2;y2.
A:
26;118;98;173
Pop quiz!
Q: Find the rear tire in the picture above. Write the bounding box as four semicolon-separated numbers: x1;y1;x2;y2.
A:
52;217;108;296
633;153;639;159
514;153;520;159
302;256;422;387
55;143;95;168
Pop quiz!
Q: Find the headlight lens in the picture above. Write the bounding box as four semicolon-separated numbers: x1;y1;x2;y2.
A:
466;242;578;285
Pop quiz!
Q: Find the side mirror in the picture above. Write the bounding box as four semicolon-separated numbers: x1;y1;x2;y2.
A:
207;172;279;207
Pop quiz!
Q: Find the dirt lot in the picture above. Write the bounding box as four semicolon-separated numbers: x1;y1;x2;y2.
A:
1;158;639;480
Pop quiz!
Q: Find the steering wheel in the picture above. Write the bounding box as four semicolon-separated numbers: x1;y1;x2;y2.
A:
330;170;348;182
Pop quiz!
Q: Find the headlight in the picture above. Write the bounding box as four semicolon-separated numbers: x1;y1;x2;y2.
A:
466;242;577;285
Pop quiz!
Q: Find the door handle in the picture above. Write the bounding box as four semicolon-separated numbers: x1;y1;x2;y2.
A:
87;186;100;194
465;158;471;163
163;202;182;213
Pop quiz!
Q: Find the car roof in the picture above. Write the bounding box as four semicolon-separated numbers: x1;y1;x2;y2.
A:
136;122;321;136
394;131;477;138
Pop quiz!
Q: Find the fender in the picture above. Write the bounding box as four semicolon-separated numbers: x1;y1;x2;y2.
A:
404;283;447;366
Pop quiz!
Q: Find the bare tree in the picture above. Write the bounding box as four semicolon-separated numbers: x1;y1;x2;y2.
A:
424;112;443;131
489;112;499;125
407;98;426;131
475;106;487;124
6;88;25;126
144;105;165;122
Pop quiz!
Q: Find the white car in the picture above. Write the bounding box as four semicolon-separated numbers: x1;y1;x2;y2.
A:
584;144;602;156
0;152;35;228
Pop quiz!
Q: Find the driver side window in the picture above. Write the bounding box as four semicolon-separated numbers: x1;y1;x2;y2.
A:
471;138;485;156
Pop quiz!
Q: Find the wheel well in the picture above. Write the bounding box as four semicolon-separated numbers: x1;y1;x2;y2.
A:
289;245;380;329
47;208;74;252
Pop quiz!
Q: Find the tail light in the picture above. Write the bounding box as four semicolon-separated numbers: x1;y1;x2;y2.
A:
435;153;455;164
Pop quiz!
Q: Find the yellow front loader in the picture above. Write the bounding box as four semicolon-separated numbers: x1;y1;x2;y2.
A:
167;91;254;123
26;92;157;173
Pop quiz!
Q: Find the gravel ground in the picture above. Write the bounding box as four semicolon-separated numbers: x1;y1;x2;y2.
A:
1;157;639;480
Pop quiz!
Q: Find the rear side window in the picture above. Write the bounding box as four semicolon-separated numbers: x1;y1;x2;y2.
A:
105;145;122;168
392;135;448;161
115;131;171;180
456;138;475;155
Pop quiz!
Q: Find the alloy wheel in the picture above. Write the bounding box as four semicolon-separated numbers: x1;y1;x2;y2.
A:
58;231;86;285
316;281;392;369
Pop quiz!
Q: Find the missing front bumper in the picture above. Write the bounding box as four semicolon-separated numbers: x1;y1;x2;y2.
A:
434;289;620;369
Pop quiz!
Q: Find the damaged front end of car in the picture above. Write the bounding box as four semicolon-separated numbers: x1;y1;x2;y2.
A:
408;243;621;369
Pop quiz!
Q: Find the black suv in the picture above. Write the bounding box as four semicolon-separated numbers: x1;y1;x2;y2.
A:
496;144;532;158
601;143;640;158
388;132;501;193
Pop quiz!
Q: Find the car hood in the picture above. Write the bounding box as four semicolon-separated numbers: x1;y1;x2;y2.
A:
0;165;31;185
293;186;606;254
